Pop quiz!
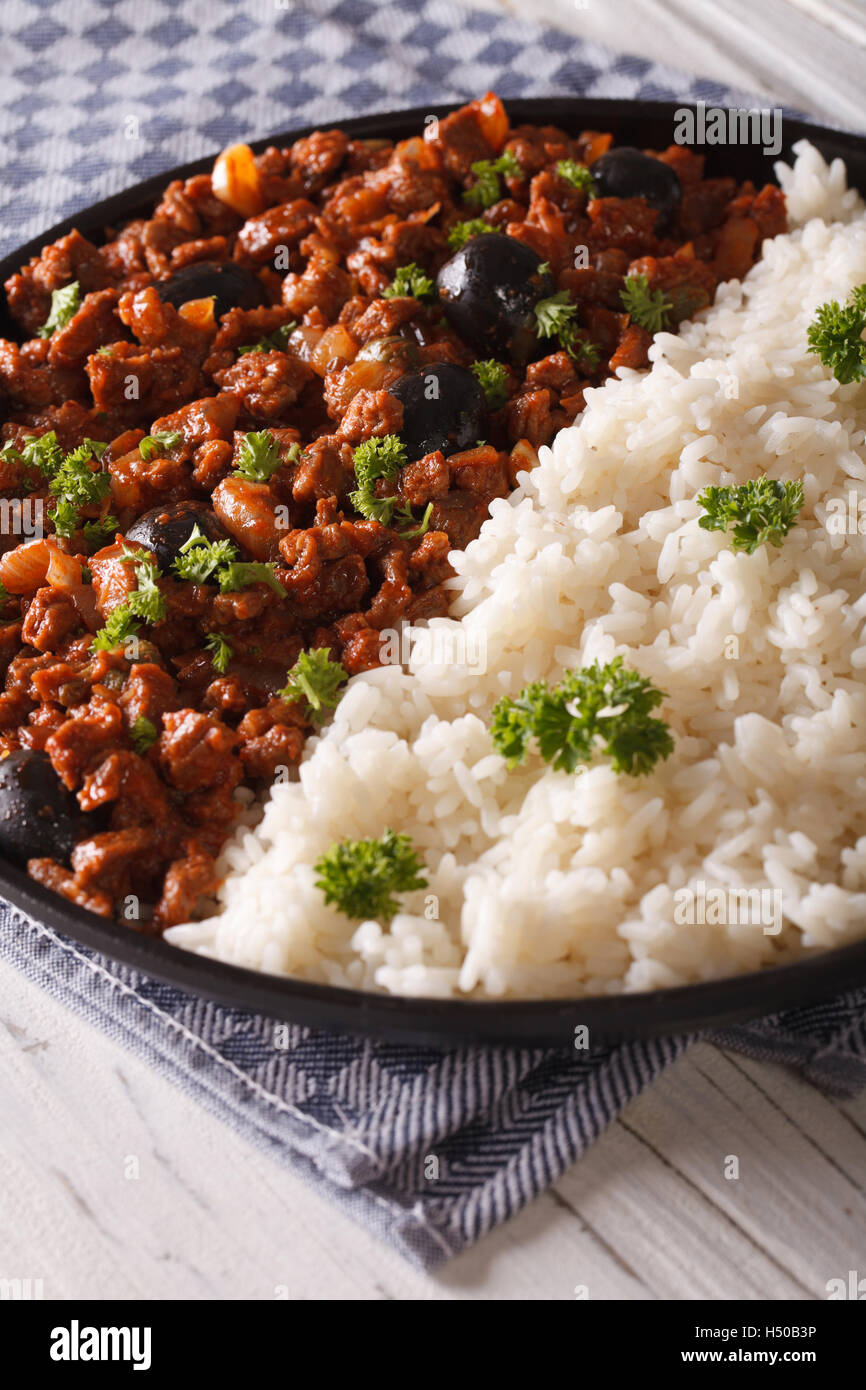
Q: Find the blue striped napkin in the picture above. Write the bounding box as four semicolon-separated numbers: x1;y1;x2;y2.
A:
1;0;864;1270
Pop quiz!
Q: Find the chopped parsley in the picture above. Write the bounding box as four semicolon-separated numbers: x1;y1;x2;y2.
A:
806;284;866;384
92;606;140;653
350;434;407;525
490;657;674;777
233;429;282;483
697;477;804;554
91;547;166;651
131;715;159;755
39;438;109;538
556;159;596;195
395;500;434;539
534;291;600;368
471;359;509;409
279;647;348;720
237;321;297;355
82;515;120;548
217;561;286;597
620;274;673;334
447;218;494;251
314;828;428;922
463;151;522;210
139;429;182;461
37;281;81;338
383;262;435;301
173;526;239;584
205;631;234;674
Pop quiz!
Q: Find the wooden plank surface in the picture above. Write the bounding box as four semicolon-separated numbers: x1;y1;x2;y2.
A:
2;0;865;1301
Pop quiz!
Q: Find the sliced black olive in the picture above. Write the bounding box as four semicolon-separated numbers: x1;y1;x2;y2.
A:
126;501;227;573
0;749;104;867
589;147;682;229
436;234;554;364
388;364;487;461
155;262;268;319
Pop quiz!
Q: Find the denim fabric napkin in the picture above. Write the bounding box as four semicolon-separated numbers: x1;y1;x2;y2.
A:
1;0;864;1271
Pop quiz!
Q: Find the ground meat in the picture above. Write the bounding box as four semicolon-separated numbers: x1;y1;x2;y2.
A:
213;348;312;419
335;388;403;443
235;199;318;265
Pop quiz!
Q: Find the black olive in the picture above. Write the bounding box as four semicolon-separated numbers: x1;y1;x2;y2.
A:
156;262;268;319
388;364;487;461
0;749;104;867
589;147;682;229
436;234;554;364
126;501;228;573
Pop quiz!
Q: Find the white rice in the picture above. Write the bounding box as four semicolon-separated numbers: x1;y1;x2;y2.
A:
166;141;866;998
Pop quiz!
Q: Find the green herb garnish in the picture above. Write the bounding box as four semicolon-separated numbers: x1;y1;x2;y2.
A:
697;477;804;554
556;159;596;195
82;515;120;548
217;561;286;597
233;429;282;483
173;526;239;584
37;281;81;338
463;152;522;210
205;631;234;674
383;263;435;301
91;548;166;651
314;828;428;922
237;322;297;355
806;284;866;384
620;274;673;334
471;359;509;409
490;657;674;777
447;218;494;251
395;500;434;539
534;291;600;368
350;434;407;525
131;715;158;754
279;647;348;719
139;429;182;461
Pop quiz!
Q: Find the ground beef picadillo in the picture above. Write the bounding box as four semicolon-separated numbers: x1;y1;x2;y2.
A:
0;92;787;928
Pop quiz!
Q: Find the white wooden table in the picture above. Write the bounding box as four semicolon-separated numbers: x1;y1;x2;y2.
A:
2;0;866;1301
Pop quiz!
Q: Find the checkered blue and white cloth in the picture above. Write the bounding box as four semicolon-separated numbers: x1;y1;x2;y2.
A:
1;0;865;1271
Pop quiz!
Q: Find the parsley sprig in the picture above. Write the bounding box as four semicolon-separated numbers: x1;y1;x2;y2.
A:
233;429;282;483
463;151;522;210
139;429;182;461
491;657;674;777
471;359;509;409
173;525;239;583
1;434;111;539
205;631;234;674
237;321;297;355
697;477;804;554
534;291;600;368
383;263;435;301
556;159;596;195
37;281;81;338
620;274;673;334
279;647;348;720
91;547;167;651
314;828;428;922
131;715;159;754
350;435;407;525
806;285;866;384
447;218;494;251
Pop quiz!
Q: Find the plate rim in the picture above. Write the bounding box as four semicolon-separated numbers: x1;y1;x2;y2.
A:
2;94;866;1046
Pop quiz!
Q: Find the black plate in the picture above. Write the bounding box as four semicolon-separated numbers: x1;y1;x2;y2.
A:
2;97;866;1046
